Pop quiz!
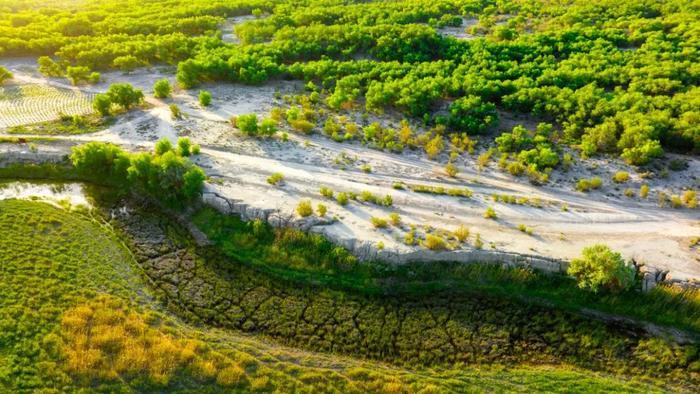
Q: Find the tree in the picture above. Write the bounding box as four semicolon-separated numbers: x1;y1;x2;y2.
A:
0;66;13;85
70;142;130;183
106;83;144;110
113;55;143;72
37;56;63;77
93;94;112;116
153;79;172;98
568;244;636;293
447;95;498;135
199;90;212;106
66;66;91;85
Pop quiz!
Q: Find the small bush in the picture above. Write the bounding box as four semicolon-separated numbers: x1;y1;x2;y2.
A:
177;137;192;156
336;192;349;206
237;113;258;135
670;195;682;208
267;172;284;185
577;177;603;192
199;90;212;106
453;225;469;242
155;138;173;155
153;79;171;98
360;164;372;173
370;216;388;228
191;144;200;155
474;233;483;249
290;119;315;133
484;207;497;219
568;244;635;293
389;212;401;226
682;190;697;208
319;186;334;198
169;104;181;119
392;182;404;190
445;162;458;177
423;234;446;250
317;203;327;217
612;171;630;183
296;200;313;217
624;188;635;198
576;179;591;192
640;184;649;198
259;118;277;137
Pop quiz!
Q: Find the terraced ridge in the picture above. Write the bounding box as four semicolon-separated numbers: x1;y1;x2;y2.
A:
111;205;700;389
0;84;95;128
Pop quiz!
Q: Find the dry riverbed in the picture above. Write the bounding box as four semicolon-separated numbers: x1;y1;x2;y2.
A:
1;60;699;281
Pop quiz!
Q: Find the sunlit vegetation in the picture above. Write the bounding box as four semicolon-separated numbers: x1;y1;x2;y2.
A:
575;176;603;192
568;244;636;293
0;65;12;84
3;200;646;394
266;172;283;185
409;183;473;198
93;83;144;116
295;199;313;217
153;78;172;98
2;0;695;164
70;139;205;207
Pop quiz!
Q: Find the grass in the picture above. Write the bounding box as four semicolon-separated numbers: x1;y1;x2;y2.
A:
2;169;700;392
192;206;700;337
7;113;113;135
0;196;673;393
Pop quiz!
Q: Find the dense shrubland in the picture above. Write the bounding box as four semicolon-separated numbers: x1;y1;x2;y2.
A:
70;139;205;207
0;0;696;172
1;0;697;166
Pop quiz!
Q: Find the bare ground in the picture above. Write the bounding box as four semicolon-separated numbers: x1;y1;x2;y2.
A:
1;61;699;280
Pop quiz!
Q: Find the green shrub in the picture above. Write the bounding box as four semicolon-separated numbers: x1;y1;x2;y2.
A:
94;83;144;116
169;104;181;119
153;79;172;98
0;66;13;85
93;94;112;116
389;212;401;226
640;184;649;198
445;162;458;177
670;195;682;208
484;207;497;219
682;190;697;208
423;234;447;250
336;192;349;206
267;172;284;185
237;113;259;135
176;138;191;157
317;203;327;217
567;244;635;293
259;118;277;136
70;141;205;208
296;200;313;217
370;216;388;228
199;90;212;106
453;225;469;242
612;171;629;183
319;186;334;198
